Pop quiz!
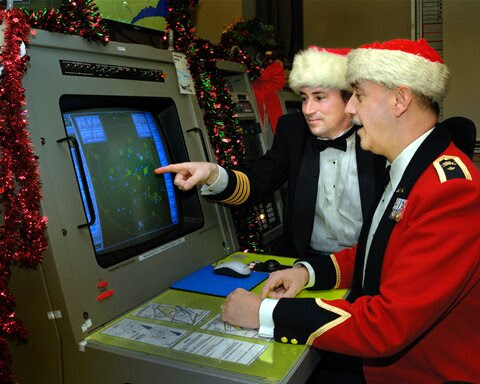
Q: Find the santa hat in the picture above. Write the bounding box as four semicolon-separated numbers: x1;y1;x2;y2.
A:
288;46;352;94
347;38;450;102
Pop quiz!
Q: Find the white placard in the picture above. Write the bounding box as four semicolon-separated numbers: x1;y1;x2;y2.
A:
172;52;196;94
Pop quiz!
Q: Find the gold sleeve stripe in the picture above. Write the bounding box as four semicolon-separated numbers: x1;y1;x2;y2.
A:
220;171;243;204
235;172;251;204
220;171;250;205
231;171;250;204
306;299;352;345
228;171;248;204
330;254;341;289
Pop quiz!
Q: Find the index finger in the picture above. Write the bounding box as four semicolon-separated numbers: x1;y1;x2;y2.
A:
154;163;185;175
261;277;282;299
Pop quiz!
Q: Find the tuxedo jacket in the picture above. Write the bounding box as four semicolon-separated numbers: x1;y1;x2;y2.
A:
272;124;480;383
210;112;385;258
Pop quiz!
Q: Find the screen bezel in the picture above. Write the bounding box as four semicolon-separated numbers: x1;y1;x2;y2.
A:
59;95;205;268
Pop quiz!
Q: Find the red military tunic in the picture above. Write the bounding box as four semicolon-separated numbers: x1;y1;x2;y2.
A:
273;136;480;383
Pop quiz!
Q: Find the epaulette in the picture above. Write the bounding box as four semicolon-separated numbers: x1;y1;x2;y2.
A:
433;155;472;183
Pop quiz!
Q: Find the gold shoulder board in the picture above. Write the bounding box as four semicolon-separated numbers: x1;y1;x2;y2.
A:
433;155;472;183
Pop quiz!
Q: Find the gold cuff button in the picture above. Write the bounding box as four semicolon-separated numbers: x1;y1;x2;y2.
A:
291;338;298;345
281;337;288;343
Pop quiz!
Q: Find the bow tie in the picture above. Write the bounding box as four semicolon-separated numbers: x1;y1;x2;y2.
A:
311;127;356;153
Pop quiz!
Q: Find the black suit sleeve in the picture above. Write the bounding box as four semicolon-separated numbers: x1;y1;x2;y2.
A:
208;113;303;205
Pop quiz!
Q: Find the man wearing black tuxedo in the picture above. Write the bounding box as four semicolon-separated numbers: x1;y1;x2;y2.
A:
156;47;385;259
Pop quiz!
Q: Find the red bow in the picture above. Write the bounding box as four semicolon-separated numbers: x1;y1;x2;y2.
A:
253;61;285;134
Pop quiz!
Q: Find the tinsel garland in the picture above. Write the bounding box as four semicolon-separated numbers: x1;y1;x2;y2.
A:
0;8;48;384
167;0;264;252
0;1;107;381
22;0;109;45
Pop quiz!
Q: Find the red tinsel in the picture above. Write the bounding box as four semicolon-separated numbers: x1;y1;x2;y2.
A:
0;7;48;384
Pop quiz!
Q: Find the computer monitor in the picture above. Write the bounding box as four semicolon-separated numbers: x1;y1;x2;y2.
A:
95;0;168;34
60;95;204;268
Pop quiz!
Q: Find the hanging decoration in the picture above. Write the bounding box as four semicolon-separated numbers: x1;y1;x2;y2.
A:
167;0;264;253
220;18;286;133
22;0;109;45
0;7;48;384
220;17;283;69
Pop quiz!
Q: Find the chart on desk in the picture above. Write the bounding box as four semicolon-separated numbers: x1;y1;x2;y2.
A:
201;315;271;340
102;318;187;348
133;303;211;326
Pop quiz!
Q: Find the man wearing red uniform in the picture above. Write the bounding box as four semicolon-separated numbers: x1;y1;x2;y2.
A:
221;38;480;383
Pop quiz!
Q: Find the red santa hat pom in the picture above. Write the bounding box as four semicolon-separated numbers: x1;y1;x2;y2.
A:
347;38;450;102
289;46;352;94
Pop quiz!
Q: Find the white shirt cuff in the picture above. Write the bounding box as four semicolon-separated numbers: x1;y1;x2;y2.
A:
200;165;228;195
294;261;315;288
258;298;278;338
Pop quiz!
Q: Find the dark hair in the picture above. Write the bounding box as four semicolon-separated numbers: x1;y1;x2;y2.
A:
416;93;440;116
340;89;353;103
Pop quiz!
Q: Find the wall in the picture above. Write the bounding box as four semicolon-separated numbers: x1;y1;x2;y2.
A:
193;0;243;43
192;0;411;59
303;0;411;48
443;0;480;138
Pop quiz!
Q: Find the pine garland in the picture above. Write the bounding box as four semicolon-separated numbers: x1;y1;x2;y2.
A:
22;0;109;44
167;0;264;252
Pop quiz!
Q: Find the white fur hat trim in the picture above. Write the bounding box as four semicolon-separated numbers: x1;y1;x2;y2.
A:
289;47;351;94
347;46;450;102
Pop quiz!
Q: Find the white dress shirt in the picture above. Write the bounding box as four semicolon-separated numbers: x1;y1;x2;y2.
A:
201;165;228;194
311;132;362;252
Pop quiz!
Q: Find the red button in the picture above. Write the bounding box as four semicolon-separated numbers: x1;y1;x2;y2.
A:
97;280;108;289
97;289;114;301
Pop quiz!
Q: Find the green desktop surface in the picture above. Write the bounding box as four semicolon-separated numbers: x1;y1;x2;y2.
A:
86;253;347;383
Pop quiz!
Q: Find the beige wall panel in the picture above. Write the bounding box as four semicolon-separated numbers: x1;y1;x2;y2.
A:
303;0;411;48
443;0;480;138
194;0;243;43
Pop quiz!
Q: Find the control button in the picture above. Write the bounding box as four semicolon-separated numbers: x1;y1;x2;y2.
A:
97;289;114;301
97;280;109;289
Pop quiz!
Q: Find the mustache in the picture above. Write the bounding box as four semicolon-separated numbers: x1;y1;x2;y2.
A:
352;116;363;127
304;112;324;120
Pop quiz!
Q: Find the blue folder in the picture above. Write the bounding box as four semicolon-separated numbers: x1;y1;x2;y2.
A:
170;265;269;297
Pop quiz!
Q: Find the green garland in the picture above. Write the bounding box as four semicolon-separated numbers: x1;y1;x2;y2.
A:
167;0;265;252
220;17;282;68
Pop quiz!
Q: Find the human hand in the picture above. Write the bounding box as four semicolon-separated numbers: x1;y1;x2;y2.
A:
260;266;309;299
154;162;218;191
221;288;262;329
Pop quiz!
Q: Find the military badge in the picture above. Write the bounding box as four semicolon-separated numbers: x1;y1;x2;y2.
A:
433;155;472;183
390;198;408;222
